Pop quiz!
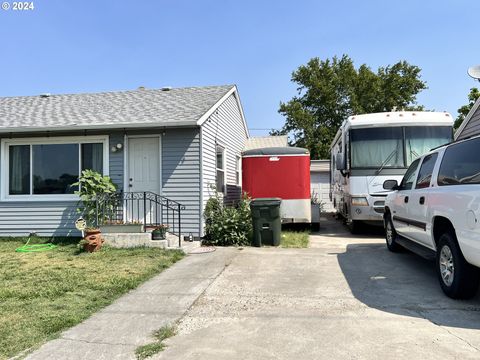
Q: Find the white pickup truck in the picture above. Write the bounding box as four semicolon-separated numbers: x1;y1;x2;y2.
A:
383;135;480;299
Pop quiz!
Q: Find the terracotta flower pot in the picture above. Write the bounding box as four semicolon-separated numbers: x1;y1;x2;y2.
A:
83;229;104;252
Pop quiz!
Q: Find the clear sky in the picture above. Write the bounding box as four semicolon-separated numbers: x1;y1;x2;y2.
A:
1;0;479;135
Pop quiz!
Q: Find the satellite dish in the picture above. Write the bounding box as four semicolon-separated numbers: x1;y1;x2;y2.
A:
467;65;480;80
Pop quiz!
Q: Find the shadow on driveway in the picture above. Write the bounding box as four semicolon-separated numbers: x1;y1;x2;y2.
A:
338;241;480;329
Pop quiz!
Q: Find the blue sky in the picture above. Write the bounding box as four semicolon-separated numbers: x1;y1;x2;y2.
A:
0;0;479;135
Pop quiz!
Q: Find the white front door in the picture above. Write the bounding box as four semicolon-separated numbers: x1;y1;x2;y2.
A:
128;137;160;193
127;137;160;225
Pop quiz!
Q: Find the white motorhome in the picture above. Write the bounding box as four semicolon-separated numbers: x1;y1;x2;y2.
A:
330;111;453;232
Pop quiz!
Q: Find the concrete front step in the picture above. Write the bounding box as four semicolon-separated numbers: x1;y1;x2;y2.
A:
103;233;168;249
102;232;201;253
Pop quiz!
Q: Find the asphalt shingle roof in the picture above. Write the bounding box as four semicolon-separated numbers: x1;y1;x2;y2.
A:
0;85;234;132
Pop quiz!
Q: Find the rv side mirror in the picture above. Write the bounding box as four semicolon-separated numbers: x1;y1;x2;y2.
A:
335;154;345;171
383;179;398;190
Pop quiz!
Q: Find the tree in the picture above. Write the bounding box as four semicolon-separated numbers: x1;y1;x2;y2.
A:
272;55;427;159
454;87;480;131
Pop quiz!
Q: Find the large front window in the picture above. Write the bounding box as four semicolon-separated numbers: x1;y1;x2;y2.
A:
405;126;451;165
350;126;452;169
351;127;404;168
4;137;107;198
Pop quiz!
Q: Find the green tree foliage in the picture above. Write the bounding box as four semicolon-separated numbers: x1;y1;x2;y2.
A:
454;87;480;130
273;55;427;159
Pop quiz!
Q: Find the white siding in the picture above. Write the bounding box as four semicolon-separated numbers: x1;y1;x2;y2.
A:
310;172;334;212
200;93;248;236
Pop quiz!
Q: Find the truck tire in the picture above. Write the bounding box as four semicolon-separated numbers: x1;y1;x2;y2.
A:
436;232;480;299
384;215;402;252
348;220;362;234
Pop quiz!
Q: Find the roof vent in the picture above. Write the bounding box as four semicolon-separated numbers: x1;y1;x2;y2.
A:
138;86;146;90
161;86;172;91
40;93;51;98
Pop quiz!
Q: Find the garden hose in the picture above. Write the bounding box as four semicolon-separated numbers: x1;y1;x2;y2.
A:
15;234;57;252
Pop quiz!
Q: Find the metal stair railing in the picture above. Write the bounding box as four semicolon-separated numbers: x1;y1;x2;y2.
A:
95;191;186;247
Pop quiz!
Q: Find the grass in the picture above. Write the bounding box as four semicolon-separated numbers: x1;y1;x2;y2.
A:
280;231;309;248
0;237;184;359
135;324;176;359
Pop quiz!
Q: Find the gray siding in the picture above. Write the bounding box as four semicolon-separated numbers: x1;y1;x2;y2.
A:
201;93;248;235
109;132;125;190
457;106;480;140
162;128;201;236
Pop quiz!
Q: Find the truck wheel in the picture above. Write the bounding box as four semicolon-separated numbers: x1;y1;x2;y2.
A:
348;220;362;234
436;232;480;299
384;215;402;252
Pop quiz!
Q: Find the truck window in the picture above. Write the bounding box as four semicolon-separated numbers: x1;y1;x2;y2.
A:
399;158;420;190
415;153;438;189
438;137;480;186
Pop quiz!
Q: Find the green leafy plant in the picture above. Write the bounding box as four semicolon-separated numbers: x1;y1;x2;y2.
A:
72;169;117;227
204;192;252;246
135;324;176;359
310;190;325;212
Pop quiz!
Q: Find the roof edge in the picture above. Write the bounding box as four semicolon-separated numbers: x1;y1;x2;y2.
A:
454;97;480;140
0;121;199;134
197;85;249;138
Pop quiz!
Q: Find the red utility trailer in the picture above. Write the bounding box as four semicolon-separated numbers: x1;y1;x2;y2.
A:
242;147;311;223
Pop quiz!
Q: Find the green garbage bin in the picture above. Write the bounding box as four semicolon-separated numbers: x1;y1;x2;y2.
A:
250;198;282;247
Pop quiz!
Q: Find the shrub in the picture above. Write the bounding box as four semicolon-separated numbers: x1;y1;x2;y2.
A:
204;193;252;246
72;169;117;227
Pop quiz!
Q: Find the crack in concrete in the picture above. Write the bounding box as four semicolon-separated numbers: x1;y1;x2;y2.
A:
59;337;135;347
415;309;480;353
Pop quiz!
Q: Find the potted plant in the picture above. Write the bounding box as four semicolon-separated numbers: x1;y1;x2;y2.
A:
151;225;169;240
79;227;104;253
311;191;325;231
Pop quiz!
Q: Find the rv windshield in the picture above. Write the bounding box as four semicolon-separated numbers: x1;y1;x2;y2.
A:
350;126;453;169
350;127;404;168
405;126;451;165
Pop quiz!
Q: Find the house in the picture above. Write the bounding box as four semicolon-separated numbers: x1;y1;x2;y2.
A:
243;135;288;151
455;97;480;140
0;85;249;237
310;160;333;212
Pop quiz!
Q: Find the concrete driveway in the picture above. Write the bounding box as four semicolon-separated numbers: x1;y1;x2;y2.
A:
155;215;480;360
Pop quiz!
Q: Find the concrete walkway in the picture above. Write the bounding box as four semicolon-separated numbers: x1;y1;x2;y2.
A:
25;247;238;360
25;216;480;359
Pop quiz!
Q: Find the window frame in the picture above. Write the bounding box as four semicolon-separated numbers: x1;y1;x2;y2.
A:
235;155;241;186
398;158;420;191
415;153;438;189
1;135;109;201
215;144;226;194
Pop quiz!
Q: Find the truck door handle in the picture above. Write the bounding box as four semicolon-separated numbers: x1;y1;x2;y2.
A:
419;196;425;205
404;196;409;203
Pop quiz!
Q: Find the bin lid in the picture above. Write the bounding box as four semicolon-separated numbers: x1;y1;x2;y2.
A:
250;198;282;207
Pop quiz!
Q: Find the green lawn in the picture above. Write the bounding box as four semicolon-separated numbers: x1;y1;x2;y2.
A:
280;231;309;248
0;237;184;359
